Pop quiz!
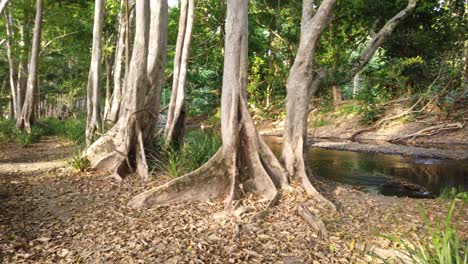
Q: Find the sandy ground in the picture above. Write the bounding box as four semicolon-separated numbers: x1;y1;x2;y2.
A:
0;138;466;263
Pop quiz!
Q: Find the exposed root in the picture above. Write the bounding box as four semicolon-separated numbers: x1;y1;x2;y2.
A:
128;150;229;208
390;121;464;143
297;204;328;239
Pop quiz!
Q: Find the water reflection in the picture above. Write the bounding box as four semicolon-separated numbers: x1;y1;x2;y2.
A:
264;136;467;198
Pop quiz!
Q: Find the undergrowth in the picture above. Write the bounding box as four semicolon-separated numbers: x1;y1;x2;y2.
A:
383;200;467;264
148;130;221;178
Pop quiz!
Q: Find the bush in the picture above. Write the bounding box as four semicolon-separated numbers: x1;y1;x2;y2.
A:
0;119;15;143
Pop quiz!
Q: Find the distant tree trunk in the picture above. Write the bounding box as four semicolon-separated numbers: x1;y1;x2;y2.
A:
282;0;337;204
353;72;360;97
103;53;114;124
0;0;10;16
332;85;342;105
16;0;43;131
85;0;105;145
16;24;28;119
85;0;168;180
5;7;16;118
108;0;135;124
8;97;14;119
164;0;194;146
129;0;289;210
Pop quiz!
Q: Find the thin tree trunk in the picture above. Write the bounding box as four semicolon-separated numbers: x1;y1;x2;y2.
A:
164;0;194;146
353;72;360;97
16;0;43;131
85;0;168;180
5;7;16;118
16;24;28;119
108;0;135;124
0;0;10;16
103;53;114;124
85;0;105;145
332;85;342;105
129;0;288;210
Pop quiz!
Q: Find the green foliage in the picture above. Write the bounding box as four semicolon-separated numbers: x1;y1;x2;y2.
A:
148;131;221;178
184;130;221;170
68;151;90;172
0;119;15;143
42;117;86;145
312;118;329;128
383;201;467;264
439;187;468;202
14;127;43;147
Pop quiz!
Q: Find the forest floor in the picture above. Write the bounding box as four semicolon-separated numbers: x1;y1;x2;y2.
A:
0;137;467;263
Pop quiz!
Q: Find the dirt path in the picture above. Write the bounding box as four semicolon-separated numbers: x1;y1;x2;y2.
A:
0;138;466;263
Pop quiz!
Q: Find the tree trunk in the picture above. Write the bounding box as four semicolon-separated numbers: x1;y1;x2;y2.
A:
5;7;16;118
16;24;28;120
282;0;337;204
352;72;360;97
129;0;289;210
85;0;105;145
332;85;342;105
16;0;43;131
103;53;114;124
108;0;135;124
85;0;168;180
164;0;194;146
0;0;10;16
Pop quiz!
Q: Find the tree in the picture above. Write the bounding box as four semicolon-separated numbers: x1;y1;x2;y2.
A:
85;0;105;145
164;0;194;146
282;0;417;200
4;7;16;118
0;0;10;17
84;0;168;180
129;0;289;209
282;0;337;204
16;0;43;131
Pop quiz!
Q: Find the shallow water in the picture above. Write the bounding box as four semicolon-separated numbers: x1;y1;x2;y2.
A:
264;137;467;198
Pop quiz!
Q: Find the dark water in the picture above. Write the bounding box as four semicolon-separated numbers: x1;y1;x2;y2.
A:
264;137;467;198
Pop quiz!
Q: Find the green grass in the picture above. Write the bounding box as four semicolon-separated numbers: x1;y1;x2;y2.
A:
148;130;221;178
439;187;468;202
42;117;86;145
67;151;90;172
383;200;467;264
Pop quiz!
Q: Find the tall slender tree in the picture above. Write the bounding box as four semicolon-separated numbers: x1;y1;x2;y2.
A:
164;0;194;146
4;7;16;118
85;0;105;145
16;0;44;131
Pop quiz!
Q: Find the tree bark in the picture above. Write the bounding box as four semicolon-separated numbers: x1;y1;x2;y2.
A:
103;53;114;125
16;0;43;131
16;24;28;120
85;0;168;180
5;7;16;118
332;85;342;105
282;0;337;204
129;0;289;210
108;0;135;124
0;0;10;17
85;0;105;145
164;0;194;146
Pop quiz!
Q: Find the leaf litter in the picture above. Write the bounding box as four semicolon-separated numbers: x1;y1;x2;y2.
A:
0;137;466;263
